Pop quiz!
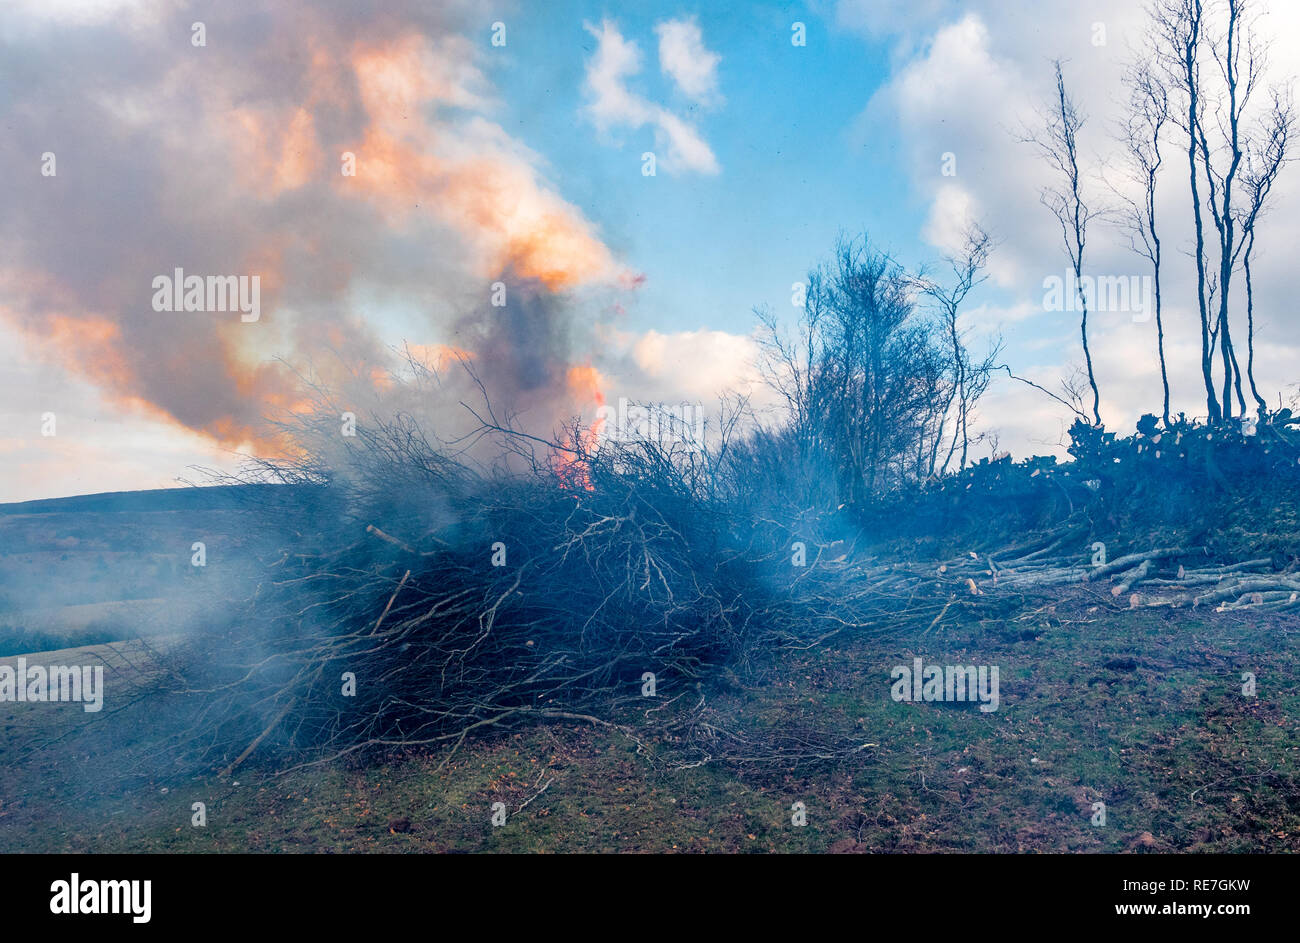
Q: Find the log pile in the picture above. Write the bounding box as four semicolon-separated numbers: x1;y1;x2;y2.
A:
894;524;1300;614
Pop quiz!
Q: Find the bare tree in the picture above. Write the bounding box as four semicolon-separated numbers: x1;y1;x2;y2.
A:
1231;86;1294;414
1154;0;1220;421
757;235;961;506
915;223;1002;473
1024;60;1103;426
1191;0;1267;419
1115;54;1173;425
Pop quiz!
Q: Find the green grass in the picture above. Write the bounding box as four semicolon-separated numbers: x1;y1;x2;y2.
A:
2;589;1298;853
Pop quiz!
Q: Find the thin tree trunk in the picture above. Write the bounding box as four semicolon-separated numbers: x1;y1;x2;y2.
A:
1243;229;1268;413
1153;238;1170;425
1079;289;1101;425
1183;23;1220;422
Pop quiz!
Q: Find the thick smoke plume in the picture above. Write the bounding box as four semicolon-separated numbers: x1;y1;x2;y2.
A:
0;0;633;454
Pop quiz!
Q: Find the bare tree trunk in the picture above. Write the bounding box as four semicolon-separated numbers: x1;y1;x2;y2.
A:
1235;90;1293;416
1193;0;1262;423
1117;54;1172;426
1079;294;1100;425
1162;0;1221;420
1025;61;1102;426
1190;136;1218;421
1154;242;1170;425
1243;229;1267;413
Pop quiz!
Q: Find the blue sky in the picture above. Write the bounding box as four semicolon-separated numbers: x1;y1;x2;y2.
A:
490;4;921;337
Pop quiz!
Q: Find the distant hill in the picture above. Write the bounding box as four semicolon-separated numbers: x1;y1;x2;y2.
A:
0;483;304;516
0;482;311;647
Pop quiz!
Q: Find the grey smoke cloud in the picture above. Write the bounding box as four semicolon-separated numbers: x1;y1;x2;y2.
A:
0;0;624;459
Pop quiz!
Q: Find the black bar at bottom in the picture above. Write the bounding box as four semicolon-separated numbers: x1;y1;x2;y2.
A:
2;852;1282;930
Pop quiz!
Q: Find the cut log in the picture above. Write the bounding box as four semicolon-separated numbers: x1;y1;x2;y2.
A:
1085;548;1188;583
1112;559;1152;597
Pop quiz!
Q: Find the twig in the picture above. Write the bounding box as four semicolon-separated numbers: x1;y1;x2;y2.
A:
223;696;299;777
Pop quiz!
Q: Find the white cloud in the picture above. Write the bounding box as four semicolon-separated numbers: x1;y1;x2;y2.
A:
655;17;722;105
592;324;766;405
922;183;978;254
582;19;720;175
651;110;719;175
630;328;759;390
836;0;954;37
868;12;1044;289
583;18;653;127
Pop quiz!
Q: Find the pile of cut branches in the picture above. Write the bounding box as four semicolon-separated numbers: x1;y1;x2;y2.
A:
167;434;782;772
160;404;1038;775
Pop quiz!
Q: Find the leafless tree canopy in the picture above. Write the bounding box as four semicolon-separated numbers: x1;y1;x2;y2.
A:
757;233;999;510
1151;0;1295;423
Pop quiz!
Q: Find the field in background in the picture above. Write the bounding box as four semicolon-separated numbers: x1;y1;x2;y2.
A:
0;487;290;655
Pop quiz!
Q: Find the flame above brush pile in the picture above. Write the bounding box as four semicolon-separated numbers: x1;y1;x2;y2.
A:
551;364;608;488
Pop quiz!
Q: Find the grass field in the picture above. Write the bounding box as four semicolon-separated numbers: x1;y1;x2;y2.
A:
3;588;1296;853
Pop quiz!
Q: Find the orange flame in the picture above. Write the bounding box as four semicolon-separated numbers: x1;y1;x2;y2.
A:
550;363;606;489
